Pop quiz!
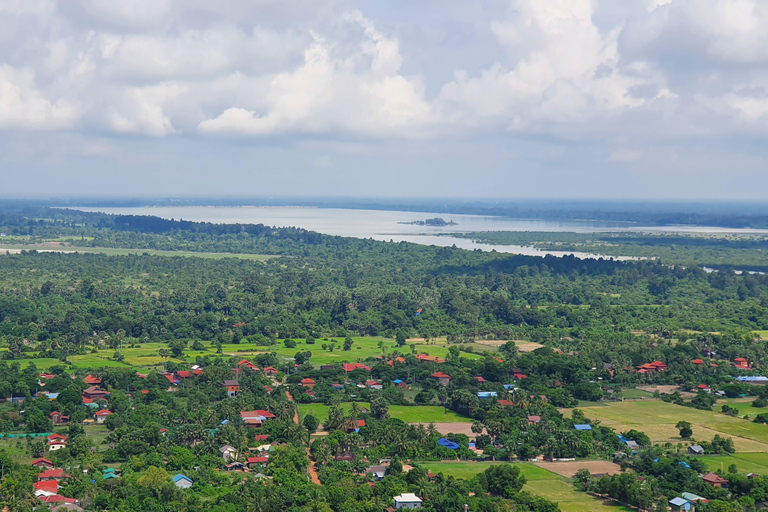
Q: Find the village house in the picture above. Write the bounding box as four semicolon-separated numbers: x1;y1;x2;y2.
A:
393;379;406;389
702;473;728;487
32;458;55;469
50;411;69;426
431;372;452;386
219;445;237;461
415;354;445;364
38;469;71;482
240;410;276;427
300;378;316;389
342;363;372;372
527;415;541;425
688;445;704;455
34;479;60;497
247;456;269;468
368;465;387;480
83;375;102;386
669;497;692;511
173;474;193;489
222;380;240;397
366;380;383;390
95;409;113;423
347;419;365;433
392;493;422;509
48;439;67;451
82;386;110;401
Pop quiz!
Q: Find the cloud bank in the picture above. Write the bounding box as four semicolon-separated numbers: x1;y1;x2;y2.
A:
1;0;768;198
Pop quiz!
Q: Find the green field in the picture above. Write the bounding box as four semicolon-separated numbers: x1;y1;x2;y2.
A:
417;462;632;512
720;398;768;419
4;336;485;372
703;452;768;476
579;400;768;452
298;403;472;424
218;336;483;366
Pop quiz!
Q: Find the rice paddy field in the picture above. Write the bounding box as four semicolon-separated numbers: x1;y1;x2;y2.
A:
578;400;768;452
416;462;632;512
297;403;472;424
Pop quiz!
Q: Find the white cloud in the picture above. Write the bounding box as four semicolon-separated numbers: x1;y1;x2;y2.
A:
107;82;185;136
437;0;645;131
0;65;79;129
199;13;432;137
0;0;767;146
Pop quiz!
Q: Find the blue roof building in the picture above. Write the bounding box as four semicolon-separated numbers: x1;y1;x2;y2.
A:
669;497;692;511
173;474;193;489
438;438;460;450
477;391;498;399
573;424;592;431
736;376;768;382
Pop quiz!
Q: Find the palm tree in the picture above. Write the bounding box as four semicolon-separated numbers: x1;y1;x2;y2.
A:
348;402;360;421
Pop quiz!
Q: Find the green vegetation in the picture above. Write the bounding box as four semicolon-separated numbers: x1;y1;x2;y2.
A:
453;230;768;269
3;206;768;511
298;403;472;424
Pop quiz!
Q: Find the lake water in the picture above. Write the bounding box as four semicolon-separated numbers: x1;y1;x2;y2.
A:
72;206;768;260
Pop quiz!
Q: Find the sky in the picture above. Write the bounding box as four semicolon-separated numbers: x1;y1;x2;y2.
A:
1;0;768;200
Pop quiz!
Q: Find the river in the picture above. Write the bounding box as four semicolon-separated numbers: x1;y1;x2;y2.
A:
71;206;768;260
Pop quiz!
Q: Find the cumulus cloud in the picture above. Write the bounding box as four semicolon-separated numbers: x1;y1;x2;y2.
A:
1;0;768;145
199;13;432;137
0;65;78;129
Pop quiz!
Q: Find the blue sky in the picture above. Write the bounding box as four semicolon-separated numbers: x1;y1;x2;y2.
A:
1;0;768;199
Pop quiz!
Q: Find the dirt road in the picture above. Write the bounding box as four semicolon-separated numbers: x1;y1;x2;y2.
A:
285;391;321;485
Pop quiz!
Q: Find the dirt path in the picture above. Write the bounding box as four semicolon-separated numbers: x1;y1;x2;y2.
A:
285;391;321;485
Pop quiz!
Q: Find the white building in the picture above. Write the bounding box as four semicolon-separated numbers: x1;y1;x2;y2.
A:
393;493;422;509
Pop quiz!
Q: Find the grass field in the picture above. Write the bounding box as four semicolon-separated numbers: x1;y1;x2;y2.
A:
6;336;485;371
220;337;483;366
579;400;768;452
702;452;768;476
417;462;632;512
297;403;472;424
719;398;768;419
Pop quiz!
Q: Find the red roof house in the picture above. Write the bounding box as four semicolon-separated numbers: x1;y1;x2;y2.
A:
432;372;452;386
83;374;102;385
38;469;71;481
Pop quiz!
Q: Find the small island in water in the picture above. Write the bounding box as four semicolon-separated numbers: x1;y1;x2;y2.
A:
398;217;458;226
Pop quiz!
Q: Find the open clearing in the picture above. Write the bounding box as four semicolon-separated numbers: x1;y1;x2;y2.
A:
579;400;768;452
418;462;632;512
297;404;472;424
409;422;481;436
8;335;483;370
473;339;544;352
535;460;622;478
702;452;768;476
